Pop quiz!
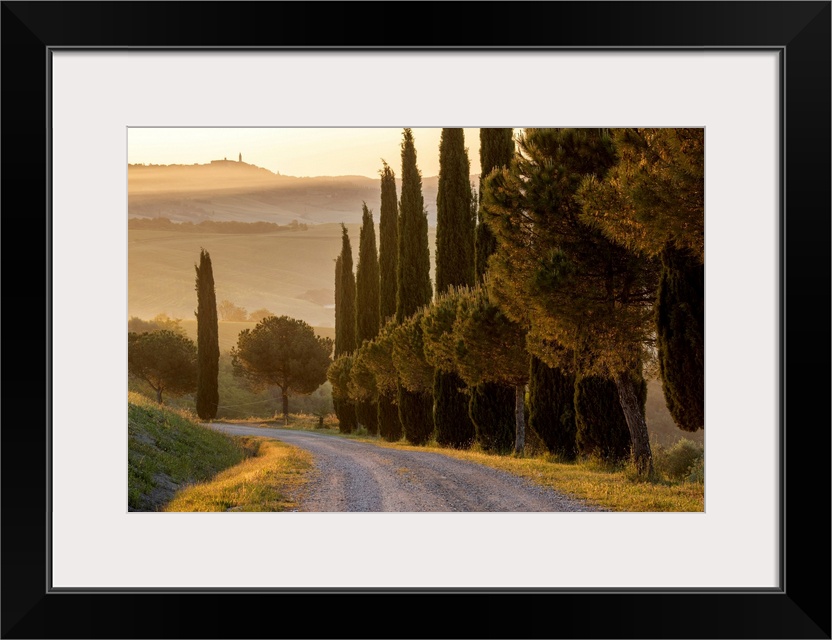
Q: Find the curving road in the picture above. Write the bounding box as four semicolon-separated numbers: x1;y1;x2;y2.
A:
208;423;602;513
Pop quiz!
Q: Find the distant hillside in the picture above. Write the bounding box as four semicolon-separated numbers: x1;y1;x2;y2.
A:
129;223;437;328
128;161;476;226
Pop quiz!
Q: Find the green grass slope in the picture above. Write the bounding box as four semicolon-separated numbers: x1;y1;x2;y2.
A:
128;392;254;511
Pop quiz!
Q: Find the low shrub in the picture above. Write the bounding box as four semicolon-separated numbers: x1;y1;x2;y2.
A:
686;456;704;484
654;438;704;481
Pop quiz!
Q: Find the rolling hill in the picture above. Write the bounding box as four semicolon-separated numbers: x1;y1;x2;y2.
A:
128;161;463;227
129;223;437;328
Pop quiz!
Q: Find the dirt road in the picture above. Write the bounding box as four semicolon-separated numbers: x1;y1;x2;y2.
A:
208;423;602;512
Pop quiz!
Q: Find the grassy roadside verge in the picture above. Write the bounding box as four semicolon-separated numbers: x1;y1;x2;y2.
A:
225;414;704;512
362;440;703;512
163;437;313;512
128;393;312;512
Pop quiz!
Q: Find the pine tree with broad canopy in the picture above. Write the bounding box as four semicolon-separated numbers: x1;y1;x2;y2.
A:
483;128;660;476
231;316;333;426
128;330;198;405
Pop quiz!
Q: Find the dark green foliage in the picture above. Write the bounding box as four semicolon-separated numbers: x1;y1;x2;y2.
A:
333;256;344;423
363;324;401;441
327;356;357;434
470;130;516;451
378;395;402;442
475;128;514;281
392;316;432;387
338;224;357;354
194;248;220;419
128;330;198;404
231;315;334;425
452;285;529;454
395;128;434;444
355;204;381;433
390;310;435;394
452;285;528;388
468;383;516;453
357;401;379;435
654;438;704;481
356;203;381;345
574;374;644;462
339;401;358;434
528;356;577;460
397;387;434;446
348;347;379;435
360;322;398;398
480;128;516;179
483;128;659;474
436;128;475;292
333;225;358;433
657;245;704;432
578;128;704;262
327;355;352;402
396;128;432;322
484;128;658;376
433;371;475;449
475;216;497;282
434;129;477;448
378;161;399;326
577;128;704;440
334;256;343;356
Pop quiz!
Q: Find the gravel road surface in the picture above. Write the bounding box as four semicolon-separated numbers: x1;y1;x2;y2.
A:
209;423;602;512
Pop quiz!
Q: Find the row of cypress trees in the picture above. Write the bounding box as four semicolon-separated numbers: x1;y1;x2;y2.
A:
329;127;703;475
331;128;602;457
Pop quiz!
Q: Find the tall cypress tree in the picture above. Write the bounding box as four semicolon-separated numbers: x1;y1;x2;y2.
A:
355;203;380;434
475;128;514;280
396;128;433;445
436;129;475;291
470;128;516;449
335;224;357;433
574;373;643;463
340;224;357;354
528;355;577;460
377;161;401;440
434;128;477;448
379;161;399;326
332;255;343;424
194;248;219;420
656;245;704;432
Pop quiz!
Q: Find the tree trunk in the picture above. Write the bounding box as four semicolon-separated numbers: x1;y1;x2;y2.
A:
514;384;526;455
155;386;163;404
614;372;654;477
282;388;290;426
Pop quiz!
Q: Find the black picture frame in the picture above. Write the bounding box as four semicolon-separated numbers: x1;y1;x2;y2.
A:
2;2;829;638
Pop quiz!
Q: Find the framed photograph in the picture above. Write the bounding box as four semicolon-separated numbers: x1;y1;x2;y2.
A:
3;2;829;638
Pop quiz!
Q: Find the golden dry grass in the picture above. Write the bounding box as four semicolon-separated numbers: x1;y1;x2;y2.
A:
162;436;314;512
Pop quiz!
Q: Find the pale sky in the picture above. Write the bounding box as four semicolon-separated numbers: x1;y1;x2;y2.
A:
128;128;488;179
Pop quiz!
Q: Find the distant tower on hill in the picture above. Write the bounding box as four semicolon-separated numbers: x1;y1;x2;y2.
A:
239;153;242;163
